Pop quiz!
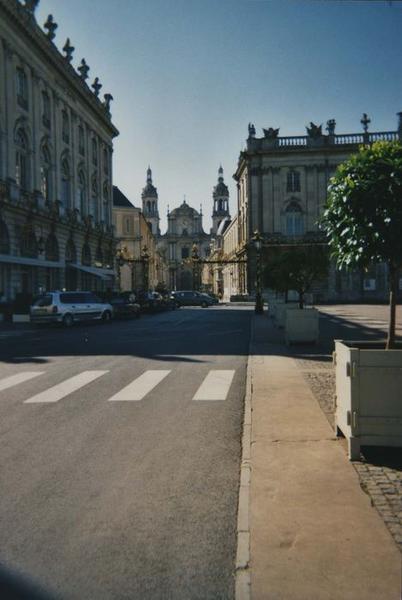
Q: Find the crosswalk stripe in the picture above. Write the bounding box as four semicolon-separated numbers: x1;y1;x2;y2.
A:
0;372;45;392
108;370;171;402
193;370;235;401
24;370;108;404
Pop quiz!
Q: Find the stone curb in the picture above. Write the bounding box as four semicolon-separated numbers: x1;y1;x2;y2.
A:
235;317;253;600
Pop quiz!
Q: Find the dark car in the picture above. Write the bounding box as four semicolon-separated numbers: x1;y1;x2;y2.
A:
109;293;140;319
171;290;214;308
137;291;164;313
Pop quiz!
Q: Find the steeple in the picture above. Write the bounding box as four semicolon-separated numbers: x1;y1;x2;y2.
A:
141;166;160;236
211;165;230;235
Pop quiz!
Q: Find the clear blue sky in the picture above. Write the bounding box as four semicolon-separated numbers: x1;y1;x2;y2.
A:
36;0;402;232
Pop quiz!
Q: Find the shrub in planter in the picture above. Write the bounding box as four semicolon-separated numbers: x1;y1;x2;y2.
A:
321;140;402;459
263;245;328;336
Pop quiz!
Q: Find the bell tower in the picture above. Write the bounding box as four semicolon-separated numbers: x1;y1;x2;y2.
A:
141;166;160;236
211;165;230;234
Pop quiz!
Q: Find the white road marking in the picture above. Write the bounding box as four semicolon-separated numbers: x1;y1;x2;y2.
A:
0;371;44;392
193;370;235;401
24;370;108;404
108;370;171;401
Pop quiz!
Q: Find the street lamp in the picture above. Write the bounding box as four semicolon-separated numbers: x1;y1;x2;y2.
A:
252;230;264;314
141;245;150;290
191;243;200;291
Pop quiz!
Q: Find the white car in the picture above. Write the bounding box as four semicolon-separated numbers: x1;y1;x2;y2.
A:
30;291;113;327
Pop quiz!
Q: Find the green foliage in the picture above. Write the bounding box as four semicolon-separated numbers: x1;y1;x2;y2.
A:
263;245;329;305
321;141;402;271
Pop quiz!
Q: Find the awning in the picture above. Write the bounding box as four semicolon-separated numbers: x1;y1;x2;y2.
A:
69;263;115;280
0;254;64;268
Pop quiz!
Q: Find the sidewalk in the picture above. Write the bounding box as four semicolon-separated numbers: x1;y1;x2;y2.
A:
237;314;401;600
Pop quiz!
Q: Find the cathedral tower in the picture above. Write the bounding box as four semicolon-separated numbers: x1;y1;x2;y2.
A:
141;166;160;235
211;165;230;235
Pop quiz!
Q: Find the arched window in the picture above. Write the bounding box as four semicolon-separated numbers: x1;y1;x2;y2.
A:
92;138;97;166
20;225;38;258
42;91;51;128
61;158;71;209
40;143;51;202
0;220;10;254
78;170;87;216
95;245;103;266
285;201;303;236
45;234;59;262
15;128;29;189
65;238;77;263
16;68;28;109
81;242;91;266
147;201;151;213
62;109;69;143
78;125;85;156
287;170;301;193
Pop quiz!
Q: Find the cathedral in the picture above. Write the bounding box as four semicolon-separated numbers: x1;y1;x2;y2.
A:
141;166;230;290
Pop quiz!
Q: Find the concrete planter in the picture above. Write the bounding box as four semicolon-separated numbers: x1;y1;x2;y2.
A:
285;307;319;345
12;314;30;323
334;340;402;460
274;302;299;328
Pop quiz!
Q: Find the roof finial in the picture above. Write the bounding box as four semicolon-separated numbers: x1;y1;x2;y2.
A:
167;204;170;215
218;165;224;182
147;166;152;183
183;194;187;204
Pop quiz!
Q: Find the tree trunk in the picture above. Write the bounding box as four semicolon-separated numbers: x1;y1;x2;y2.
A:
298;290;304;309
386;264;398;350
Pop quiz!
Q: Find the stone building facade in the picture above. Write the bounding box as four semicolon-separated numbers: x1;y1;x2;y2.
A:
233;116;402;302
113;185;167;292
0;0;118;306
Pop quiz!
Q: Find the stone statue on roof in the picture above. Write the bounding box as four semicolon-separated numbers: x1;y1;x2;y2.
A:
263;127;280;139
306;122;322;139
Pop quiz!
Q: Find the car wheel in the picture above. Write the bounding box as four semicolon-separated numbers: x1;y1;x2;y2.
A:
63;313;74;328
176;302;181;308
201;301;208;308
102;310;112;323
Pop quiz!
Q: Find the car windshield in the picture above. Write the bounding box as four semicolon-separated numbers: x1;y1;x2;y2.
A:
33;295;53;307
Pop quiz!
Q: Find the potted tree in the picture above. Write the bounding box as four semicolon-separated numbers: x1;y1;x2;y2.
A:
264;245;328;343
321;140;402;460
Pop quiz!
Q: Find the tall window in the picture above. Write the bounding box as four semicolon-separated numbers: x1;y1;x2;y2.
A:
78;170;87;216
81;242;91;266
61;159;71;209
62;109;69;144
103;182;109;224
45;234;59;262
285;201;303;236
92;138;97;166
42;91;51;128
287;170;301;193
40;144;51;202
103;147;109;175
16;68;28;109
78;126;85;156
0;220;10;254
124;217;130;234
181;247;189;259
15;128;29;189
90;174;98;221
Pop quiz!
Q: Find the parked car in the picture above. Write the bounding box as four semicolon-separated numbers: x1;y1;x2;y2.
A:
30;291;113;327
137;291;164;313
171;290;214;308
108;293;141;319
201;292;219;305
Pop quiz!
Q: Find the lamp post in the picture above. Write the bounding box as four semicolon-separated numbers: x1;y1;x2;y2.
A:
141;245;150;290
191;243;200;291
252;230;264;314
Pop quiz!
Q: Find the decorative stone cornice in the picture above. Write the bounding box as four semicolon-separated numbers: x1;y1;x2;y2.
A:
0;0;119;138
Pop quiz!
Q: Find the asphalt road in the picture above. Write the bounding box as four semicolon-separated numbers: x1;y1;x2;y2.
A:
0;305;251;600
